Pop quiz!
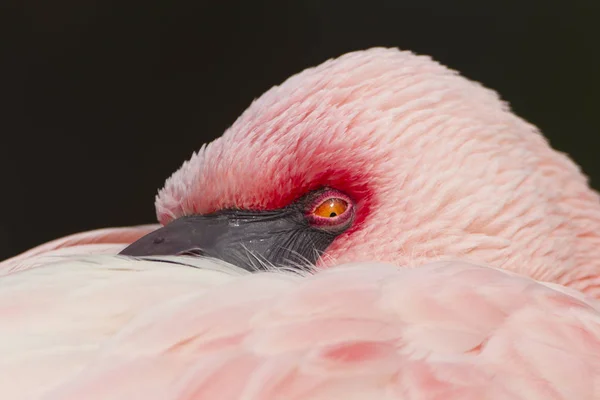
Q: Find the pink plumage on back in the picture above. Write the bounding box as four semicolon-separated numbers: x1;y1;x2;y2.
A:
3;258;600;399
2;48;600;399
0;225;159;275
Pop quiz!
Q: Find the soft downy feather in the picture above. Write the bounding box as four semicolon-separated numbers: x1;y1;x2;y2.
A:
0;225;159;275
3;47;600;399
153;48;600;296
1;254;600;399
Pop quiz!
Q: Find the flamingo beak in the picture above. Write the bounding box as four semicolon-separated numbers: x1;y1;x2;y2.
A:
119;208;337;271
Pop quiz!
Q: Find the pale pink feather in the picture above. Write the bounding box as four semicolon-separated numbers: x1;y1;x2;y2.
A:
155;48;600;296
1;258;600;399
2;48;600;399
0;225;159;275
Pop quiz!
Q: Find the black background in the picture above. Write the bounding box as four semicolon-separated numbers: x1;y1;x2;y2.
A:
2;0;599;260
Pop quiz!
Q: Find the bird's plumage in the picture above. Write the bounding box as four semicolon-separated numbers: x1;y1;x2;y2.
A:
156;48;600;295
0;225;159;275
3;256;600;399
2;47;600;399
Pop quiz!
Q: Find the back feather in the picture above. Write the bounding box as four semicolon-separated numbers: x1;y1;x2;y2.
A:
1;255;600;399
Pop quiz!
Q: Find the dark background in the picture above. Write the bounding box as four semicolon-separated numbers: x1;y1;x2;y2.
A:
2;1;599;260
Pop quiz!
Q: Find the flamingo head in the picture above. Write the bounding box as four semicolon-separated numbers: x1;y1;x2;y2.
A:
121;48;600;293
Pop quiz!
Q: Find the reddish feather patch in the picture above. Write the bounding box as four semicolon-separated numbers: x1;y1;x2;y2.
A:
262;168;374;237
319;341;393;364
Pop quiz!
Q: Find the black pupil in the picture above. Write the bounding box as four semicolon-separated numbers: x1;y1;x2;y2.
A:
329;212;337;217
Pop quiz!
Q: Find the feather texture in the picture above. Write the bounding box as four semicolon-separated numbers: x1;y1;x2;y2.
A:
155;48;600;296
1;256;600;399
3;47;600;398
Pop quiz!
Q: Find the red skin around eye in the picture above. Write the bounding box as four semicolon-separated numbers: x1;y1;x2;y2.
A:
305;189;355;229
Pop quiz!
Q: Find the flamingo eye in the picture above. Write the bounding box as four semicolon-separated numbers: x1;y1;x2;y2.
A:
313;198;348;218
306;190;354;230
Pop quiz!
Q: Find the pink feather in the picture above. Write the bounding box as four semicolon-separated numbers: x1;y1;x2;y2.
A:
2;259;600;399
2;48;600;398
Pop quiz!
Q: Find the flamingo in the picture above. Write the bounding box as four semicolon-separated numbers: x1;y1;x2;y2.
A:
2;47;600;399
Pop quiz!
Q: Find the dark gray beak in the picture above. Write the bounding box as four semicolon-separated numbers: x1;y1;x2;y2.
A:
119;208;338;271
